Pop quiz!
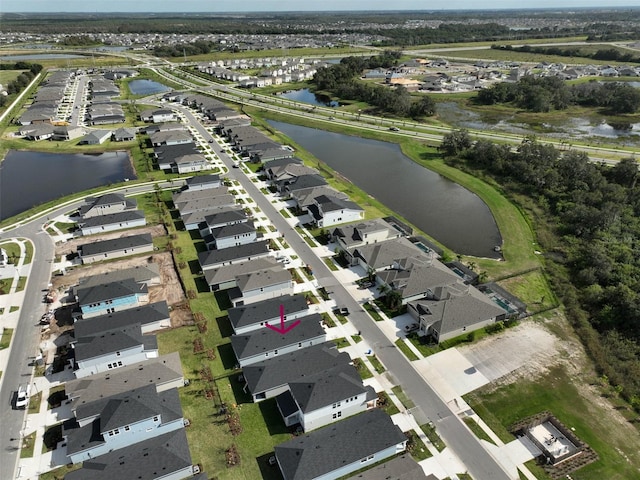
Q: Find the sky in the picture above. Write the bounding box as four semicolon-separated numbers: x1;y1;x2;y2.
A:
2;1;638;13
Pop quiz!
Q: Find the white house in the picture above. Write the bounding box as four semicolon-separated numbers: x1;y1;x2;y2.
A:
276;363;377;432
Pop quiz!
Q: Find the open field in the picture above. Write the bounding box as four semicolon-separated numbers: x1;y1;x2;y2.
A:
0;70;26;86
172;45;370;63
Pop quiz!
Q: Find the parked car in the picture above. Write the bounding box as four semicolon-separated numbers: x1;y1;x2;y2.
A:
404;323;419;333
389;127;400;132
333;307;350;316
16;384;31;409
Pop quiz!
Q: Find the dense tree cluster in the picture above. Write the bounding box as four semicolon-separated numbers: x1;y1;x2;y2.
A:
0;62;43;107
59;35;97;46
443;131;640;405
476;76;640;114
498;43;640;64
153;40;219;58
312;53;435;119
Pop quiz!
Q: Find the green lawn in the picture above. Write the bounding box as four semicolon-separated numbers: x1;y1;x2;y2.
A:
368;354;385;374
394;339;419;361
378;391;400;416
363;302;384;322
420;422;446;452
333;337;350;349
391;385;415;410
20;431;36;458
27;391;42;414
464;366;640;480
497;269;558;313
0;328;13;349
463;417;495;445
0;70;26;86
405;429;432;461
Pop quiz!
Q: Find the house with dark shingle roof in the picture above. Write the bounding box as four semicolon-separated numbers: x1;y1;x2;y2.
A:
77;210;146;236
228;267;293;307
75;278;148;319
332;219;402;264
182;205;241;231
176;194;237;216
307;194;364;228
278;173;327;195
351;237;426;272
78;233;154;265
74;301;171;336
65;352;184;405
346;454;432;480
228;293;309;335
64;384;184;463
78;193;136;219
204;257;280;292
72;323;158;378
185;173;221;191
112;127;136;142
275;363;377;432
78;263;160;289
173;185;230;205
198;239;271;271
199;208;248;238
407;283;508;343
274;409;407;480
231;313;325;367
242;343;349;402
206;220;259;250
140;108;177;123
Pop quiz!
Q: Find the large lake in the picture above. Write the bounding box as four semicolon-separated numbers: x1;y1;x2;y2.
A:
0;150;135;221
268;121;502;258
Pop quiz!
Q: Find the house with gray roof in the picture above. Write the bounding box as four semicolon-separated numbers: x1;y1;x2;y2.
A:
205;220;259;250
72;323;158;378
78;233;154;265
332;218;402;259
407;283;508;343
79;263;160;289
64;384;185;464
242;342;350;402
199;208;247;238
65;352;184;405
260;156;302;170
267;162;319;183
290;185;349;212
150;130;193;147
140;108;177;123
228;293;309;335
251;146;294;163
198;239;271;270
19;123;55;141
78;193;136;219
77;210;146;236
75;278;148;319
64;428;195;480
176;194;237;216
185;173;221;191
351;237;426;272
280;174;328;195
228;267;293;307
274;409;407;480
74;301;170;336
276;363;377;432
173;185;230;205
81;129;112;145
231;313;325;367
204;257;279;292
173;153;212;174
112;127;136;142
182;205;240;231
346;454;432;480
52;125;85;141
307;194;364;228
146;122;186;135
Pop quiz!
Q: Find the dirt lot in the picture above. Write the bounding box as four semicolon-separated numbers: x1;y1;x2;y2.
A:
460;311;640;465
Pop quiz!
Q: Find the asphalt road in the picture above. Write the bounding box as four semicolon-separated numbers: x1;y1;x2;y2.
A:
0;220;55;480
173;104;514;479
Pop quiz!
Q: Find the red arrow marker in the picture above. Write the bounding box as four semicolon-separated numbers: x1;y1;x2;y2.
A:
265;304;301;334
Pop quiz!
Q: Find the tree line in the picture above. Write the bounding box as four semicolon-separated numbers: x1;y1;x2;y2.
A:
476;76;640;114
441;130;640;409
311;53;436;119
0;62;43;108
497;43;640;64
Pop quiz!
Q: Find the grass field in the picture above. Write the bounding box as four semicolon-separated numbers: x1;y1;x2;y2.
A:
0;70;26;86
465;366;640;480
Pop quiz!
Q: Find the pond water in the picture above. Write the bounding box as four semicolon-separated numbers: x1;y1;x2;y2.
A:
278;89;340;107
436;101;640;143
128;79;171;95
268;120;502;258
0;150;136;221
0;53;86;61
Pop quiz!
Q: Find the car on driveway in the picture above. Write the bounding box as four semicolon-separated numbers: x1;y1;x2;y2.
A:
404;323;419;333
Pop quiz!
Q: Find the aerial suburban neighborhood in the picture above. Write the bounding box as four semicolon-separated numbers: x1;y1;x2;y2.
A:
1;6;640;480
